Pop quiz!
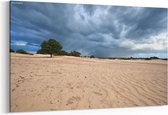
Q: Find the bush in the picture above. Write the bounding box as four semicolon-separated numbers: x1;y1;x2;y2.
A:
90;55;95;58
144;58;151;60
16;49;29;54
53;50;69;56
59;50;69;56
10;49;15;52
150;56;159;59
69;51;81;57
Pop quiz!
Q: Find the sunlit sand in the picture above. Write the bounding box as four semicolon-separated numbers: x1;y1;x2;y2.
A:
10;53;167;112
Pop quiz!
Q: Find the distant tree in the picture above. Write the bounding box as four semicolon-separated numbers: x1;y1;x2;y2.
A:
90;55;95;58
70;51;81;57
37;39;62;58
10;49;15;53
16;49;28;54
162;58;168;60
150;56;159;59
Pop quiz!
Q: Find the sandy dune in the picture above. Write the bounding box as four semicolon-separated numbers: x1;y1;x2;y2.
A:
10;53;167;112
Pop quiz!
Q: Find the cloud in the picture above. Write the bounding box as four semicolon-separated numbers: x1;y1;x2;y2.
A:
10;1;167;58
131;33;167;50
11;41;27;46
117;32;168;51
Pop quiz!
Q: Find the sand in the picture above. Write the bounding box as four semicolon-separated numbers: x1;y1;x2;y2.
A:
10;53;167;112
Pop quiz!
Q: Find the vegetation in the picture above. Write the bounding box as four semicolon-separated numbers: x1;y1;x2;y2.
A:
37;39;63;58
101;56;161;60
53;50;69;56
149;56;159;59
90;55;95;58
16;49;29;54
14;38;163;60
69;51;81;57
161;58;168;60
10;49;15;52
37;39;81;58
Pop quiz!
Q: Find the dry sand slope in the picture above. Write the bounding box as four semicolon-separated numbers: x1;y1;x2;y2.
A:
10;53;167;112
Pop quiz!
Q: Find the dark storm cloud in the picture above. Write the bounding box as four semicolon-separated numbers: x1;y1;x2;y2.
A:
10;1;167;57
121;8;167;39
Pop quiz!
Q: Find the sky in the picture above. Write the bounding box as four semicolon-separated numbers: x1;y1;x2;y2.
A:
10;1;168;58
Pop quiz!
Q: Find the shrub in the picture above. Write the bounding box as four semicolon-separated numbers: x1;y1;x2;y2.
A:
16;49;29;54
150;56;159;59
69;51;81;57
90;55;95;58
10;49;15;52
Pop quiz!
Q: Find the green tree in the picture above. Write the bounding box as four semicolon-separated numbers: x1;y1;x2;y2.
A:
37;39;62;58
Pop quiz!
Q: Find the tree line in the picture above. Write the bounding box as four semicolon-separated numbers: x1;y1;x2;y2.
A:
10;39;81;58
10;49;32;55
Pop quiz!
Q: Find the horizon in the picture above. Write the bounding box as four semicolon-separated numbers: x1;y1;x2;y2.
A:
10;51;168;59
10;1;168;58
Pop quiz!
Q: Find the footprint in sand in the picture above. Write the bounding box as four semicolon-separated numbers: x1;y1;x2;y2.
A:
66;96;81;106
16;84;19;87
66;83;74;90
12;88;15;92
50;101;53;104
19;76;24;79
30;75;33;77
